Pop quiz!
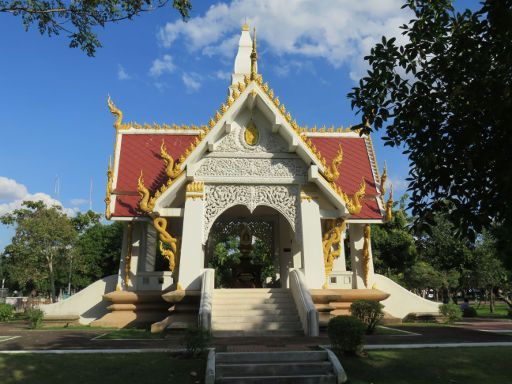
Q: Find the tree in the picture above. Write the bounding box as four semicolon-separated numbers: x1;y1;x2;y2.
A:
72;220;124;289
372;195;417;277
0;0;192;56
1;201;76;302
348;0;512;238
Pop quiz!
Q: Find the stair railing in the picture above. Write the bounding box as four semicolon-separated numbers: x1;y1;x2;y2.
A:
289;269;319;336
199;268;215;331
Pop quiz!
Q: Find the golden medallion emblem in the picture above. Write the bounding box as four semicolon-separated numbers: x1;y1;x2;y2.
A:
244;119;259;146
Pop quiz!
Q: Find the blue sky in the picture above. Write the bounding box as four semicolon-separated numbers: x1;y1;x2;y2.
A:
0;0;477;249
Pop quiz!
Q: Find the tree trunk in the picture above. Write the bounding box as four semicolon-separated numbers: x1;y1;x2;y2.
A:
489;289;495;314
48;260;56;303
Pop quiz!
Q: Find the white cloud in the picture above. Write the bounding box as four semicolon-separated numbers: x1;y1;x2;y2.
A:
212;70;231;81
389;177;409;193
0;176;28;200
70;198;89;206
149;54;176;77
182;72;202;92
157;0;411;77
0;177;78;217
117;64;131;80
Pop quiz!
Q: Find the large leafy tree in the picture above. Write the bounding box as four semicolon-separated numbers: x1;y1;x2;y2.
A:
0;0;192;56
1;201;76;302
72;220;124;289
348;0;512;237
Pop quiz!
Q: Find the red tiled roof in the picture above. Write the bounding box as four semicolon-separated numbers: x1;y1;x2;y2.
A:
111;132;383;220
112;133;198;217
309;136;383;220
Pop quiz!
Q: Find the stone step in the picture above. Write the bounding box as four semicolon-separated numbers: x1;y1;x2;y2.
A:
214;288;290;293
218;374;336;384
216;351;328;364
213;303;297;310
212;321;303;331
212;308;296;316
213;297;295;304
218;362;332;377
213;292;293;300
212;315;300;323
213;330;304;337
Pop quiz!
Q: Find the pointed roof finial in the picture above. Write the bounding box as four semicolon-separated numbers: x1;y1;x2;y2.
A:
250;27;258;80
242;18;249;31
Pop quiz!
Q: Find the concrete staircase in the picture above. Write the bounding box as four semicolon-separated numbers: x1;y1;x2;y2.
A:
215;351;338;383
212;288;303;336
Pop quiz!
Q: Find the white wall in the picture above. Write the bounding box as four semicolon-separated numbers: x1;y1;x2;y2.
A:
41;275;118;324
375;274;441;318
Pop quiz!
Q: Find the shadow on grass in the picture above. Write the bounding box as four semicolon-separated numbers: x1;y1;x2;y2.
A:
0;353;205;384
341;347;512;384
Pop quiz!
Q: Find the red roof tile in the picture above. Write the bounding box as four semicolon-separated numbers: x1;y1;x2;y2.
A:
112;133;198;217
310;136;383;220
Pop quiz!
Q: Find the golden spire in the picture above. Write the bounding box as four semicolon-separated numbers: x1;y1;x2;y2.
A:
250;27;258;80
385;184;394;221
242;20;249;31
380;161;388;196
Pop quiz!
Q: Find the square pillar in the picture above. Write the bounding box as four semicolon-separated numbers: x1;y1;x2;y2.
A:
117;222;143;291
177;182;205;290
348;223;375;289
299;195;325;288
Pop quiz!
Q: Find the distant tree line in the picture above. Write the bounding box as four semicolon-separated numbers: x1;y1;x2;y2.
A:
372;196;511;313
0;201;123;302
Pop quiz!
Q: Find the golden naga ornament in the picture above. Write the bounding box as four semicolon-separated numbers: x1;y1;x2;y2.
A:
124;223;133;287
322;218;346;289
362;224;371;287
340;178;366;215
104;158;113;219
385;184;394;222
160;140;181;179
107;95;128;130
323;144;343;182
244;119;259;146
137;171;153;213
153;217;179;272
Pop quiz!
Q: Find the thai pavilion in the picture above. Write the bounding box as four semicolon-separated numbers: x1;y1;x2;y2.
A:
44;25;439;335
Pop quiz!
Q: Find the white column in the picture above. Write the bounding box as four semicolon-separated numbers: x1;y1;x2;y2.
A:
177;194;205;290
299;197;325;289
348;223;375;289
129;222;143;290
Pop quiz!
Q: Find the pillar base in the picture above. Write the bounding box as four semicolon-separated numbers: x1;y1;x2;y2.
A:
91;290;170;328
310;288;390;327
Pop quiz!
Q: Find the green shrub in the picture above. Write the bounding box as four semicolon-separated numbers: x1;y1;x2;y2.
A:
462;306;477;318
350;300;384;334
327;315;365;355
26;308;44;329
181;327;211;356
440;302;462;323
0;303;14;321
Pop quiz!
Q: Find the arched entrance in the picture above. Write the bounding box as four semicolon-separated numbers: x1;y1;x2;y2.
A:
205;204;298;289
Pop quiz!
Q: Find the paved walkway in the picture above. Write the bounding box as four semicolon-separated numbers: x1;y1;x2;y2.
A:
1;320;511;352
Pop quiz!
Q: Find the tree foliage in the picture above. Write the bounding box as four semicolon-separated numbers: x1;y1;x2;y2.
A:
1;201;76;302
0;201;123;299
348;0;512;237
0;0;192;56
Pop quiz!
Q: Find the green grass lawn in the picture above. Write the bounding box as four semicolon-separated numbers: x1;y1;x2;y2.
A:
342;347;511;384
474;303;510;319
0;353;204;384
96;328;165;340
